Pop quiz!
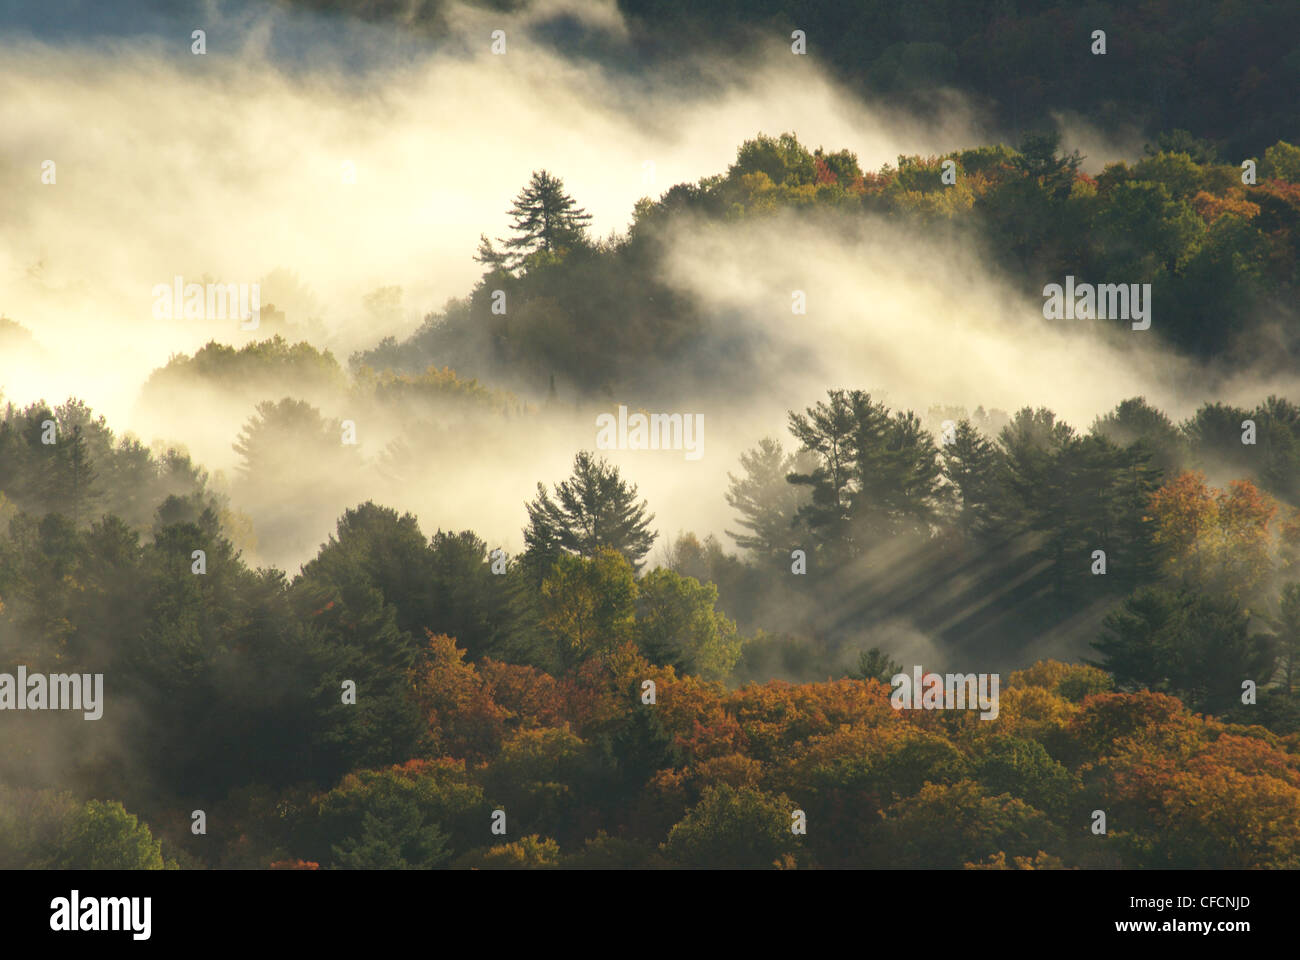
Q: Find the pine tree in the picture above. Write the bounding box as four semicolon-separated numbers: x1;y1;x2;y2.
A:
786;389;864;558
500;170;592;267
854;409;948;540
940;419;1004;540
523;451;657;572
473;233;508;269
47;424;99;526
725;437;808;559
788;389;948;555
1269;583;1300;699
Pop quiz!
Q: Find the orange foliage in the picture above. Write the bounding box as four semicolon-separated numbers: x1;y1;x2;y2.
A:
1067;692;1194;759
725;678;896;763
477;658;565;730
1191;187;1260;224
1084;727;1300;868
1149;472;1277;596
409;633;507;761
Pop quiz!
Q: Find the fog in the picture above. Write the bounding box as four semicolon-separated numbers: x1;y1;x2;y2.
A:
0;0;1263;576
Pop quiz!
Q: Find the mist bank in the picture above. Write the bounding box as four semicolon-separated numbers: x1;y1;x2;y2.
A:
0;0;998;426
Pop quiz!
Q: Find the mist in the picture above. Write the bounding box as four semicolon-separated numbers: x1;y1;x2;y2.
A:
3;0;1215;581
3;0;1289;591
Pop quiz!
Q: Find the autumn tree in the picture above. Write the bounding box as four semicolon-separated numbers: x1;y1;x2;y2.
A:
1148;472;1277;600
409;633;508;760
874;779;1062;868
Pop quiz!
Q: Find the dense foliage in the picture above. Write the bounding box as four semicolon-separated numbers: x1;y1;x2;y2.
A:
4;129;1300;867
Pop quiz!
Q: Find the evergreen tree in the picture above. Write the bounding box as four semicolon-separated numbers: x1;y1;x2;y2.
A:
500;170;593;268
53;424;99;527
940;418;1004;540
855;409;948;540
725;437;808;559
523;451;657;572
1112;441;1163;591
473;233;509;269
1269;583;1300;699
998;408;1077;595
848;646;902;683
1091;396;1186;480
788;390;947;555
1092;587;1276;713
1013;130;1084;200
787;389;868;559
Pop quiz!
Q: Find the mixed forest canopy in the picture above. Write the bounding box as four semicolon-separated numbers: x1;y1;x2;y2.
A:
355;129;1300;399
4;122;1300;868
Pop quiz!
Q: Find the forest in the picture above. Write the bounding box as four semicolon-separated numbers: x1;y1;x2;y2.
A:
3;0;1300;871
4;126;1300;867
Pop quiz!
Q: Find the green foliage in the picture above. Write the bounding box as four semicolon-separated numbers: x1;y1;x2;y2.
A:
635;568;742;681
452;835;563;869
663;784;800;868
1091;396;1186;479
939;419;1006;540
45;800;166;870
724;437;810;559
142;336;346;400
0;399;214;531
1261;141;1300;182
1144;130;1220;165
787;389;948;560
730;133;816;187
538;549;637;671
0;787;80;869
311;762;487;866
478;727;594;842
330;808;450;870
524;451;657;572
875;780;1062;868
848;647;902;684
497;170;593;269
1269;582;1300;698
973;737;1076;816
1093;587;1276;713
357;127;1300;395
8;118;1300;870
